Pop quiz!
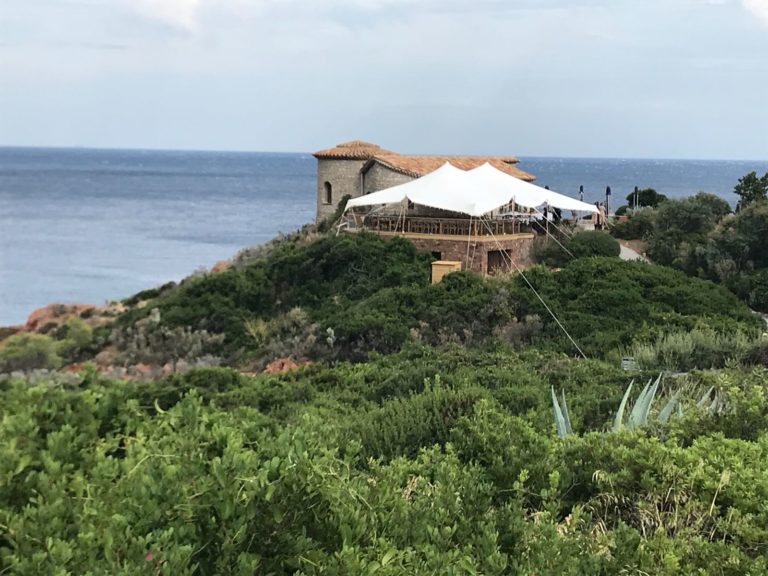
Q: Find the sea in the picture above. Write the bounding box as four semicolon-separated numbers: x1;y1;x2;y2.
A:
2;147;768;326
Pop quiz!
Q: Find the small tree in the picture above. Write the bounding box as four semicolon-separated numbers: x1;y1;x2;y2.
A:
610;210;656;240
56;316;94;363
0;333;62;373
734;171;768;211
625;187;667;208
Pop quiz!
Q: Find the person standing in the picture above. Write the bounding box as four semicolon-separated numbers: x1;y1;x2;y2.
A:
597;203;606;230
593;202;604;230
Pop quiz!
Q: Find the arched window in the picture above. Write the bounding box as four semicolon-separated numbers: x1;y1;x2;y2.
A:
323;182;332;204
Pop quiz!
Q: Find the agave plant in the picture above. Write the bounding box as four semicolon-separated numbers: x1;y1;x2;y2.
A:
553;373;683;437
551;386;574;438
614;373;670;430
696;385;726;415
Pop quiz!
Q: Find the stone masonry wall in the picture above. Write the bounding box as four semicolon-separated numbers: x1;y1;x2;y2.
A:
483;236;535;275
402;234;535;275
361;163;413;196
316;158;366;222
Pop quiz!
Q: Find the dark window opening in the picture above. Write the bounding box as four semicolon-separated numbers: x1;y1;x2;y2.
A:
323;182;333;204
431;251;442;261
487;249;512;275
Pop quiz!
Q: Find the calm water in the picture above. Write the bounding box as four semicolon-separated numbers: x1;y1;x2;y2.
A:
1;147;767;326
0;148;315;326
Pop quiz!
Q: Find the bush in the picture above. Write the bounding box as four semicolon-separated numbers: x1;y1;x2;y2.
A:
119;232;431;355
0;333;62;373
646;193;731;268
324;271;503;360
244;307;335;367
123;286;161;306
625;187;668;208
510;258;760;356
628;328;757;371
110;309;225;370
54;317;94;363
535;231;620;268
5;347;768;573
683;201;768;311
317;194;351;233
568;231;620;259
611;209;656;240
734;170;768;211
350;377;487;459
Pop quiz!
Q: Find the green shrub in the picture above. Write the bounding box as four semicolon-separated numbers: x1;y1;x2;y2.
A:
625;187;668;208
323;271;508;359
734;170;768;211
131;232;431;355
646;193;731;268
4;349;768;574
628;328;757;371
123;286;161;306
611;209;656;240
698;202;768;311
54;317;95;363
510;258;759;356
0;333;62;373
317;194;351;233
568;231;620;259
535;231;620;267
349;377;487;459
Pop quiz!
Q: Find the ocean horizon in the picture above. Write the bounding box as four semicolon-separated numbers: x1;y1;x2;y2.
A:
6;144;767;163
2;146;767;326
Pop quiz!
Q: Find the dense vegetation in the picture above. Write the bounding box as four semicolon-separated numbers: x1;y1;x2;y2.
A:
94;231;761;366
4;349;768;574
612;172;768;312
4;171;768;574
533;230;620;268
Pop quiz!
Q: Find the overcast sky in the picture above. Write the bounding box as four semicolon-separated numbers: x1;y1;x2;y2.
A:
1;0;767;159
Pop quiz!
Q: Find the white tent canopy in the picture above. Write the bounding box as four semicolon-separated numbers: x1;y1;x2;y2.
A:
468;163;598;214
345;163;484;215
466;163;548;211
344;162;598;217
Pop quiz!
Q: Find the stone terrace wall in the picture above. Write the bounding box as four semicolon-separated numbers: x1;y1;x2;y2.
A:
483;236;535;275
402;234;535;275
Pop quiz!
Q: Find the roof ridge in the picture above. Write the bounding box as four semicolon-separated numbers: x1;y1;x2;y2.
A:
362;154;535;181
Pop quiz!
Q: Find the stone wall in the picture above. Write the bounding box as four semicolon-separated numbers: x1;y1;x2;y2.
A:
316;158;366;222
361;163;413;196
402;234;535;275
316;160;421;222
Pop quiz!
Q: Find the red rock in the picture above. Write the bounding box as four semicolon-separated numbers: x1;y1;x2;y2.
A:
62;362;85;373
263;357;310;374
25;303;96;332
211;260;232;273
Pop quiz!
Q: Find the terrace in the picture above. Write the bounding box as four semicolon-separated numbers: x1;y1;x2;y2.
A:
351;214;535;238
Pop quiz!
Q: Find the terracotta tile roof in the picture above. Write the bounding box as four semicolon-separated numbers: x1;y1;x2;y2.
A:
313;140;394;160
364;154;536;182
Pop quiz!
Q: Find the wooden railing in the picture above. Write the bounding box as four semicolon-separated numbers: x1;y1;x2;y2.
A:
360;216;532;237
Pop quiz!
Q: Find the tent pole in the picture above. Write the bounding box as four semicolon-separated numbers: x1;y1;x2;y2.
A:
465;216;473;271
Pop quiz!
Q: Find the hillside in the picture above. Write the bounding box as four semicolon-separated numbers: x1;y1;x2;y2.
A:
3;226;768;574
